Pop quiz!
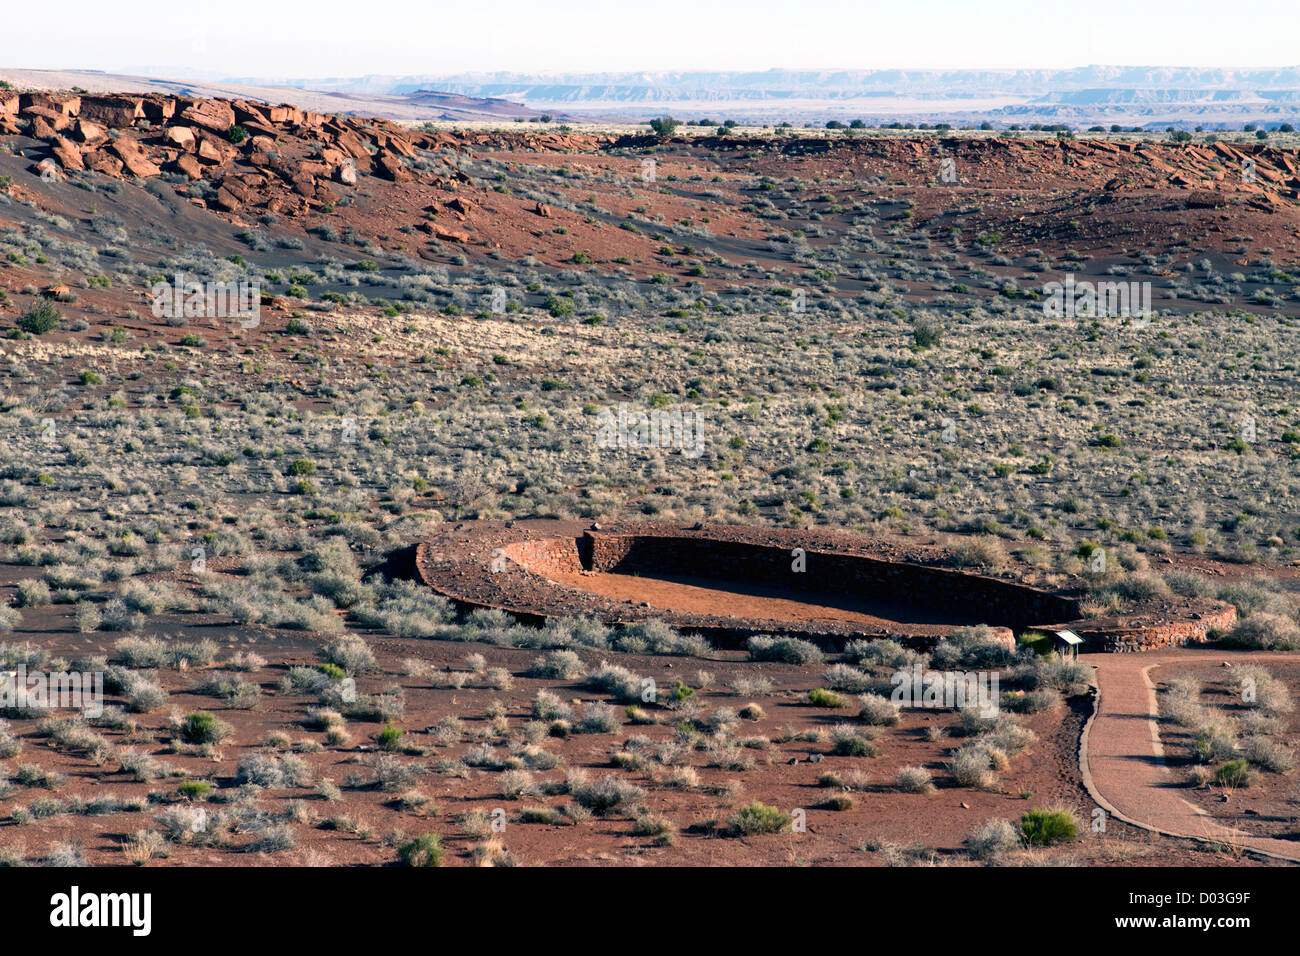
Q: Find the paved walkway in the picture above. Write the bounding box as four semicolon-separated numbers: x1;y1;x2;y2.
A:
1083;649;1300;863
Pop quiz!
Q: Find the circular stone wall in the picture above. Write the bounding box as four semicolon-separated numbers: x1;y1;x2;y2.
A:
415;520;1236;651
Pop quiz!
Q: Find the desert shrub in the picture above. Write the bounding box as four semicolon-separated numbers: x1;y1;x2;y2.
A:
575;701;620;734
115;636;168;668
1224;613;1300;650
1215;758;1255;788
349;580;454;638
498;769;535;799
895;766;935;793
118;748;170;782
747;634;824;666
178;711;232;745
615;619;710;657
727;801;791;836
808;688;844;708
320;634;378;675
843;637;923;671
15;579;50;607
1020;807;1078;846
1093;572;1171;604
376;722;404;750
830;726;879;757
1233;665;1294;715
398;833;443;867
1217;582;1290;619
1163;569;1214;597
191;672;260;710
568;773;643;815
532;689;573;722
585;661;644;702
822;663;874;692
1191;723;1237;764
246;824;296;854
1242;737;1294;773
949;537;1005;570
18;299;61;334
858;692;900;725
966;817;1021;860
948;745;996;788
931;625;1015;669
177;780;212;801
1003;688;1062;714
528;649;585;680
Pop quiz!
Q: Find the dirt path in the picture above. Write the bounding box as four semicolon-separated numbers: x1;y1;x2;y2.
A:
1083;649;1300;863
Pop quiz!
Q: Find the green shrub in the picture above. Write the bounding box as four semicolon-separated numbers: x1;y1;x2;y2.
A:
18;300;60;335
727;801;791;836
398;833;443;866
648;116;680;137
177;780;212;800
807;688;844;708
1215;758;1254;788
179;711;231;745
1019;807;1078;846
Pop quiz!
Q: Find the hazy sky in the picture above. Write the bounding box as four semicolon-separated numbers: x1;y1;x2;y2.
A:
5;0;1298;76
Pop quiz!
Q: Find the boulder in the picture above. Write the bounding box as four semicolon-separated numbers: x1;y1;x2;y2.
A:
22;106;72;131
141;97;177;123
50;137;85;171
212;186;244;211
298;160;332;179
29;115;58;141
83;150;124;176
108;136;161;178
534;201;552;217
373;151;410;182
335;162;357;185
74;119;108;144
20;92;79;115
172;153;205;180
385;135;418;159
179;100;236;134
268;105;303;126
163;126;197;150
78;95;143;127
0;91;18;114
333;129;371;161
196;137;236;165
232;100;270;125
